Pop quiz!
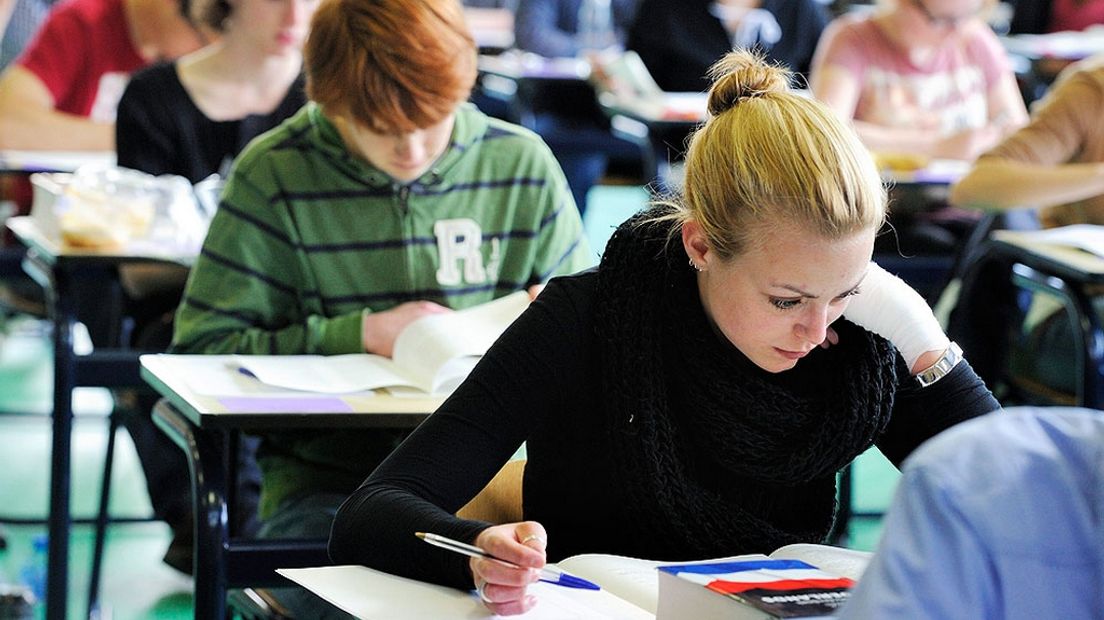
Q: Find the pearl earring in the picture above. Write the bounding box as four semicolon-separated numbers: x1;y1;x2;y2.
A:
688;258;702;272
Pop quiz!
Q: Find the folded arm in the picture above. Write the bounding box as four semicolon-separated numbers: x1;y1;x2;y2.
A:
0;66;114;150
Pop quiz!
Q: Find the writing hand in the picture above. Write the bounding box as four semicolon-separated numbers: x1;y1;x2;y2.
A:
470;522;548;616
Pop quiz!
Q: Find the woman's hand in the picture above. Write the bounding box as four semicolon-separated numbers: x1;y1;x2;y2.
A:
361;301;451;356
842;262;950;374
470;522;548;616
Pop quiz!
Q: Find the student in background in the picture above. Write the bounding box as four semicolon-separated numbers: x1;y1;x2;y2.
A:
513;0;637;58
0;0;206;151
839;407;1104;619
170;0;591;614
810;0;1027;162
627;0;830;92
810;0;1028;258
510;0;641;217
111;0;317;574
328;51;998;617
116;0;313;180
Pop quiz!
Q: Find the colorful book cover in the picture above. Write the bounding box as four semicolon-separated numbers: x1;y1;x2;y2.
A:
658;558;855;617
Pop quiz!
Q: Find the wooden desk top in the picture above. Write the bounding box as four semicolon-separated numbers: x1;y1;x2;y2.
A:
141;354;443;430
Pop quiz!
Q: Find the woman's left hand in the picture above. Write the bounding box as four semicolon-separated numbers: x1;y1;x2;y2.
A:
843;262;949;374
818;326;839;349
470;522;549;615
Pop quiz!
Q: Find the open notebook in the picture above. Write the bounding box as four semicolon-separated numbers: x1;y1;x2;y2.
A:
278;545;870;619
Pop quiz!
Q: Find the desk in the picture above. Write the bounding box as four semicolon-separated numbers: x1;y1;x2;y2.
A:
6;216;194;620
986;229;1104;406
464;7;514;53
0;150;114;174
1000;31;1104;101
141;354;443;619
597;91;706;188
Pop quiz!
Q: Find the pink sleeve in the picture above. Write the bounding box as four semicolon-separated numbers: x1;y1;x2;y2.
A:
965;24;1014;91
814;18;870;80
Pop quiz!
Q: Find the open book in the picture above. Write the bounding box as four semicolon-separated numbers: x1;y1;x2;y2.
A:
236;291;530;395
278;545;869;619
996;224;1104;259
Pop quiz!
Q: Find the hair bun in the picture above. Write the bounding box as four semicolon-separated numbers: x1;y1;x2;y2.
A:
706;50;792;117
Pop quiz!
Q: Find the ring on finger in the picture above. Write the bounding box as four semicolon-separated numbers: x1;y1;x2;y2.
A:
520;534;546;546
477;579;493;604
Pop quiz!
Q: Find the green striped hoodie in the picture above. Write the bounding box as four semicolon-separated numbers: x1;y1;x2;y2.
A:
172;101;594;516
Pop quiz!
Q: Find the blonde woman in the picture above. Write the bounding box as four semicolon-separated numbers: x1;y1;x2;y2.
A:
329;51;999;616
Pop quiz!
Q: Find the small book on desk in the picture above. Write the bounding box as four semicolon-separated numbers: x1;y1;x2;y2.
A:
278;544;868;619
236;291;530;395
656;553;857;619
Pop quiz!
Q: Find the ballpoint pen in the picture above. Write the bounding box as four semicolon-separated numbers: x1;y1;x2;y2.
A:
415;532;601;590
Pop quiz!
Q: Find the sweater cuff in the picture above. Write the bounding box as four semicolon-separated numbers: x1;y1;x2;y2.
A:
318;310;364;354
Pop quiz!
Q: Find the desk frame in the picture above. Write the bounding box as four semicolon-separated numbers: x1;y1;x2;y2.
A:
987;235;1104;408
141;355;438;619
8;216;190;620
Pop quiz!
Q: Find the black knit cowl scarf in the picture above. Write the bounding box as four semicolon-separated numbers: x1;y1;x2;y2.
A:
595;208;899;559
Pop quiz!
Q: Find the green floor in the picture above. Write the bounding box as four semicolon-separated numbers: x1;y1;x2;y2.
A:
0;185;896;619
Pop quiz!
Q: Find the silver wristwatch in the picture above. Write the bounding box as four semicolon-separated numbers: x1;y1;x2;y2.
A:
916;342;964;388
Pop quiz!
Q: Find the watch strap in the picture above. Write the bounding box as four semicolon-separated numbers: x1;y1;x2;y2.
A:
916;342;964;388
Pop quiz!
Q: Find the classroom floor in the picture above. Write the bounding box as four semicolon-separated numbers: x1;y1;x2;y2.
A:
0;185;896;619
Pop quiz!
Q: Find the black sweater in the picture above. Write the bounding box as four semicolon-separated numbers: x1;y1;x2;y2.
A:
329;269;999;590
115;62;306;182
627;0;830;92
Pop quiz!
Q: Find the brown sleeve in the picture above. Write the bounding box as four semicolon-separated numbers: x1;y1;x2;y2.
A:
981;64;1104;167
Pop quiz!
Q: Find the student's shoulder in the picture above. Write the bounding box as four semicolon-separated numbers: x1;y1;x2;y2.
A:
229;104;316;174
529;268;600;328
823;11;874;40
39;0;123;36
123;62;180;97
457;104;550;151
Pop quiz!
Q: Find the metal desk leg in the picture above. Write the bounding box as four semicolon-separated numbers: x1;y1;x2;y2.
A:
153;401;230;619
23;250;75;620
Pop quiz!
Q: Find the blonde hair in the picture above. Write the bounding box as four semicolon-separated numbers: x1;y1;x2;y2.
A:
662;50;886;260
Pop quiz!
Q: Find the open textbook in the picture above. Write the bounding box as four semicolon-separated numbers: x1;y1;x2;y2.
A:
277;544;870;619
236;291;530;395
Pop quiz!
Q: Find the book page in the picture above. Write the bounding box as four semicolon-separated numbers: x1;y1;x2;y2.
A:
556;553;771;615
234;354;419;394
277;565;654;619
392;291;530;394
768;544;871;581
555;554;665;614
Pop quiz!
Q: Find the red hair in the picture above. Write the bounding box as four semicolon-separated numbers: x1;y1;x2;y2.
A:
305;0;477;133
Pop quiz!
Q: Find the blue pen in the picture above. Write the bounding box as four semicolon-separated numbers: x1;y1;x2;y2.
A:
415;532;600;590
